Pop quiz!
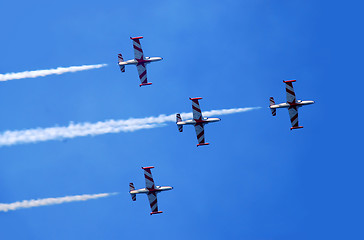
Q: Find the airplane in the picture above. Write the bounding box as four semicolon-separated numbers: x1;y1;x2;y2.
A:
118;36;163;87
129;166;173;215
176;97;221;146
269;80;315;130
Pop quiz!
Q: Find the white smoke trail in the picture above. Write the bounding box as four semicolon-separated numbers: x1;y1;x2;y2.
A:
0;192;118;212
0;64;107;81
0;107;260;147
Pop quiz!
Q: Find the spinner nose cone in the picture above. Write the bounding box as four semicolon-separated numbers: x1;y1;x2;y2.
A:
213;118;221;122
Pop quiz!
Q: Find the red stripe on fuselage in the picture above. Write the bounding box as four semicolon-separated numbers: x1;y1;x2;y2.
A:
137;60;152;65
194;120;207;124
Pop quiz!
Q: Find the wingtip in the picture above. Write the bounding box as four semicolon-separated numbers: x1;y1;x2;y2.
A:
139;83;152;87
197;143;210;147
150;211;163;215
283;80;296;83
189;97;203;100
131;36;144;40
142;166;155;170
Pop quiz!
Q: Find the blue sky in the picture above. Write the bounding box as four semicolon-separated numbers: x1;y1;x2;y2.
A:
0;0;362;239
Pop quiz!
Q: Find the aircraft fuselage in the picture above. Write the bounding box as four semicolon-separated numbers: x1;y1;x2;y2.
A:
177;117;221;126
270;100;314;109
130;186;173;195
119;57;163;66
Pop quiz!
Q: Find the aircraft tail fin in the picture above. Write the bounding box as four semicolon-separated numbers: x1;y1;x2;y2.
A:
176;114;183;132
118;54;125;72
269;97;276;116
129;183;136;201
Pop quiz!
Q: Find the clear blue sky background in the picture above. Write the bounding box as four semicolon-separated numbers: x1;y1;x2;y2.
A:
0;1;362;239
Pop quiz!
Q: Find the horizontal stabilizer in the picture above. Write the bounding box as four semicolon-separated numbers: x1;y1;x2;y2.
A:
290;126;303;130
269;97;276;116
189;97;202;100
129;183;136;201
118;53;124;63
176;114;183;132
118;54;125;72
269;97;275;106
119;65;125;72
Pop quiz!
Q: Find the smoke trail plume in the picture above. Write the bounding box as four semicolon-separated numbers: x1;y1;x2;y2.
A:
0;64;107;81
0;192;118;212
0;107;260;147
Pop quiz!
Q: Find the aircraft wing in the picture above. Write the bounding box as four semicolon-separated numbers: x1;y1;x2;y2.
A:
147;192;159;214
190;97;203;121
131;36;144;60
288;105;302;130
136;64;148;85
284;80;297;104
194;124;209;146
142;166;156;189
